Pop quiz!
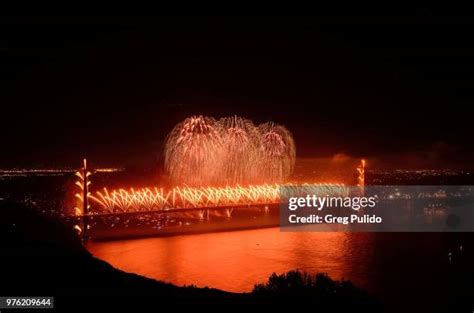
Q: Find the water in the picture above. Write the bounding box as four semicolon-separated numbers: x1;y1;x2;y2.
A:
87;227;465;308
87;229;363;292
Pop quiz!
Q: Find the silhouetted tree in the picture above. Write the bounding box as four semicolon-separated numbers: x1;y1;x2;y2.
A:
253;270;381;311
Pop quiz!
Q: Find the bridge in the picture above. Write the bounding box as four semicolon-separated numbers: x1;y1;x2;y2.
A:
70;158;364;240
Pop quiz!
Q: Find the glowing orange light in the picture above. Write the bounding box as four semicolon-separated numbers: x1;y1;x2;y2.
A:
357;159;366;187
88;183;346;214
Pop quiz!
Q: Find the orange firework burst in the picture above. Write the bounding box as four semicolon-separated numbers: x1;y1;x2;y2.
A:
165;115;222;186
219;116;261;185
164;115;296;187
89;183;346;214
258;122;296;183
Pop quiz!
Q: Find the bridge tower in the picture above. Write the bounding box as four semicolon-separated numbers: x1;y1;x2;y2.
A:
74;158;91;240
357;159;366;187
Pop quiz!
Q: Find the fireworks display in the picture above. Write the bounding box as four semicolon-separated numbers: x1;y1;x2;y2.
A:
89;183;347;214
71;119;362;219
165;115;296;187
258;122;296;183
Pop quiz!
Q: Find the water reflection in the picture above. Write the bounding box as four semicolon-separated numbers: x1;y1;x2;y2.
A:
87;228;375;292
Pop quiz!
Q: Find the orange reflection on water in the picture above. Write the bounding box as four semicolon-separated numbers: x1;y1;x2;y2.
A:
87;228;374;292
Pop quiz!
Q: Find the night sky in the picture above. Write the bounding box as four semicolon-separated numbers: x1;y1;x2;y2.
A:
1;15;473;168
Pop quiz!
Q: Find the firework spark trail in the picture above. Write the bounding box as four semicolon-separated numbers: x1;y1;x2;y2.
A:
165;116;224;186
258;122;296;184
218;116;261;185
88;183;347;214
164;115;296;187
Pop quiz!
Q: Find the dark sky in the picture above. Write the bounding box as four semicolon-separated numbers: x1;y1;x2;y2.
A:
1;15;473;168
